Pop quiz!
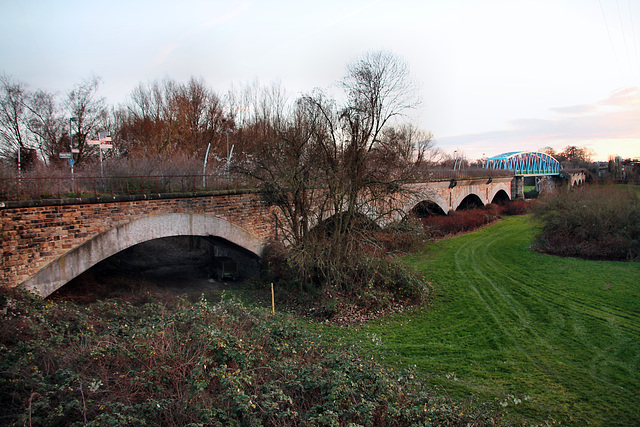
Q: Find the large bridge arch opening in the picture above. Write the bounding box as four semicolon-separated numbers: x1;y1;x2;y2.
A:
21;213;265;297
51;235;262;300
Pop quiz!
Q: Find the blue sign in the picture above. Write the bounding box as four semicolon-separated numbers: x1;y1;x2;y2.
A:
68;158;75;166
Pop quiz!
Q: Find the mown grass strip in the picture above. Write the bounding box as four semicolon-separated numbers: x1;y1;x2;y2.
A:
319;215;640;425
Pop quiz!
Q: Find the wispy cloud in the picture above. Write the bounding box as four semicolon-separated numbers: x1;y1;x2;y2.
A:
201;1;250;29
286;0;382;45
438;87;640;160
148;2;250;68
150;43;179;68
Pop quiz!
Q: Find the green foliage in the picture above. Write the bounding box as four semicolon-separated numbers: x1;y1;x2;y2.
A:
0;287;498;426
532;185;640;260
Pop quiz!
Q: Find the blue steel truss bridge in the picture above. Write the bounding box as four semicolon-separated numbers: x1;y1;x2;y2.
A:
485;151;561;176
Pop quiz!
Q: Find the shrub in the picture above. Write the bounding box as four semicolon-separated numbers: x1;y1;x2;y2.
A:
419;200;531;239
378;216;428;253
501;199;531;216
421;206;497;237
0;286;500;426
261;227;431;322
532;185;640;261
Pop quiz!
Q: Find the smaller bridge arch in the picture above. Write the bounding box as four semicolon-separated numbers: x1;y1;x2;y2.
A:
20;213;265;297
402;191;450;220
412;200;447;217
455;193;484;210
489;183;512;204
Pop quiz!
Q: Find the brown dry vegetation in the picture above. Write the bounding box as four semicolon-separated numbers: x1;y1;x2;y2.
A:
532;185;640;261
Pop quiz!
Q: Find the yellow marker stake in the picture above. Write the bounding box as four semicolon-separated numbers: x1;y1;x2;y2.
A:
271;283;275;315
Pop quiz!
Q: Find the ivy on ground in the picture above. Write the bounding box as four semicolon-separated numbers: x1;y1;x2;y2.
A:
0;286;502;426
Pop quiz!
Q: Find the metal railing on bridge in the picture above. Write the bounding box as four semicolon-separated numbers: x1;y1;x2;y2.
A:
420;168;513;181
1;169;514;203
0;174;253;203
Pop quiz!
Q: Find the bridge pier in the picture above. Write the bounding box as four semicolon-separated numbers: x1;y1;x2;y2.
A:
512;176;524;200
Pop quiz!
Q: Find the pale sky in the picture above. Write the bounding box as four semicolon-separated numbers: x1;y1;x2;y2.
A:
2;0;639;161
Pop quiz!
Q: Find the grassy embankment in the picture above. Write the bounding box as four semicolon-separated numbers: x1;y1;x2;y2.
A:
317;215;640;425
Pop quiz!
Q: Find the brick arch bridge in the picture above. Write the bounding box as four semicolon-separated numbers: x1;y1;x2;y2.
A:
2;177;515;297
402;177;512;218
2;191;274;297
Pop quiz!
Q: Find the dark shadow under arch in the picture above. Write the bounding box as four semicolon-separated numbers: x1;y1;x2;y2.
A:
21;213;265;297
491;189;510;205
411;200;447;217
456;194;484;211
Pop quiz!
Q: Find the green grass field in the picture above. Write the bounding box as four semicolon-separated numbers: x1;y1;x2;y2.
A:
318;216;640;425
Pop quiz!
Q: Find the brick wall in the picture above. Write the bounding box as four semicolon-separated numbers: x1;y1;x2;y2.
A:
1;191;275;288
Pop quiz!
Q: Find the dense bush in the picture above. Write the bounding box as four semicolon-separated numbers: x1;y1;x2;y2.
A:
0;286;500;426
420;205;499;238
419;201;531;239
500;199;530;216
262;230;430;322
532;185;640;261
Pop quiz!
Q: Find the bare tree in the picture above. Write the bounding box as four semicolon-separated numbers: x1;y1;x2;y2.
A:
312;50;423;241
174;77;225;155
0;74;28;167
118;79;172;156
559;145;593;168
65;76;108;165
232;52;428;291
24;89;65;164
340;50;419;153
233;85;332;245
118;77;226;161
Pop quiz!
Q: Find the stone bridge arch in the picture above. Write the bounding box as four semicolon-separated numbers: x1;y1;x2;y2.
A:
20;213;265;297
400;191;449;220
455;193;485;210
452;190;486;211
488;183;511;204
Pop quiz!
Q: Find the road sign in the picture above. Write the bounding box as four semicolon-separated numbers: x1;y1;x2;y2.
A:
68;158;75;166
71;148;80;153
88;140;112;148
59;152;72;159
